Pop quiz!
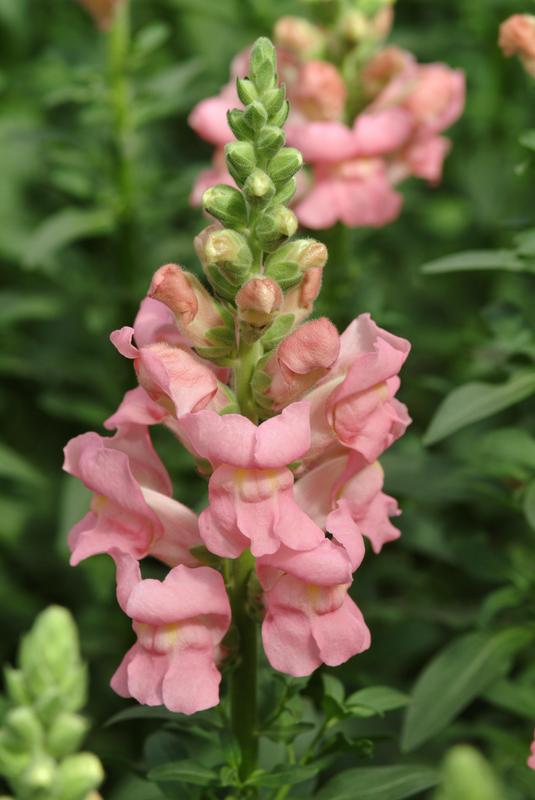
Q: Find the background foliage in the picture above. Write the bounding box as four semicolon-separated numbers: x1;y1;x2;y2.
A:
1;0;535;796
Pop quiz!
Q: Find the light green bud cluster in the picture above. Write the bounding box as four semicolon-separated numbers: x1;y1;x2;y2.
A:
197;37;326;372
0;607;104;800
433;745;505;800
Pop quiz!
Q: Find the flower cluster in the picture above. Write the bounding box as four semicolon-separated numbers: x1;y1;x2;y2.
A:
189;5;465;229
64;39;410;715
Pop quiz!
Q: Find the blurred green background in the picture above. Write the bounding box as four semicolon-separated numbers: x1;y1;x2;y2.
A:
1;0;535;796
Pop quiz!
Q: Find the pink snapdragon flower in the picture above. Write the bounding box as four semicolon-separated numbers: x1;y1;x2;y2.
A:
111;297;229;418
178;402;325;558
528;731;535;770
499;15;535;78
63;426;200;566
111;555;231;714
301;314;410;464
257;541;370;676
294;450;400;563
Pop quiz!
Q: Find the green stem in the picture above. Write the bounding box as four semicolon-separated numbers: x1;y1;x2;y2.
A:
229;552;258;783
234;339;263;422
106;0;137;320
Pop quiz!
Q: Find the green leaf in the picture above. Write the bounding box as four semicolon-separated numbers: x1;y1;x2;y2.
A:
0;292;62;327
346;686;409;717
0;441;43;486
513;228;535;256
484;678;535;720
147;759;218;786
519;130;535;151
247;764;319;788
23;208;113;270
314;765;439;800
401;627;532;752
523;480;535;531
423;372;535;445
421;249;526;274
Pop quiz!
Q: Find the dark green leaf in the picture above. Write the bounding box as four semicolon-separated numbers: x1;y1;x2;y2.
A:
247;764;319;788
147;760;218;786
24;208;113;270
346;686;409;717
401;627;532;752
484;678;535;720
314;765;439;800
424;372;535;445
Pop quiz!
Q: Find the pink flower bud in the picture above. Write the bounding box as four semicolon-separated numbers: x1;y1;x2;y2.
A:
361;46;415;99
282;268;323;324
294;61;347;122
236;278;283;327
77;0;123;29
149;264;225;349
265;318;340;408
274;16;325;58
499;14;535;77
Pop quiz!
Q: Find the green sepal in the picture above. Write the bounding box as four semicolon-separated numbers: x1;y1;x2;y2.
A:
47;713;88;760
264;260;302;290
202;184;248;228
268;147;303;185
190;546;223;569
236;78;258;105
269;100;289;127
243;100;268;132
256;125;285;158
196;344;237;361
3;668;30;707
225;141;256;183
255;206;298;251
205;265;240;301
227;108;254;142
249;37;277;92
205;325;236;347
273;177;297;206
262;86;286;116
54;752;104;800
260;314;295;350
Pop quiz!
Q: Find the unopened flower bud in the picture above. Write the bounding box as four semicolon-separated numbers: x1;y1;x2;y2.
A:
499;15;535;77
77;0;123;30
262;87;286;117
256;125;285;158
255;206;298;251
340;10;370;43
227;109;254;141
202;230;253;298
236;278;283;327
294;61;347;122
274;16;325;58
266;238;328;272
250;37;278;92
236;78;258;105
281;267;323;323
268;147;303;184
243;100;269;132
437;745;504;800
20;756;56;793
55;753;104;800
203;185;248;228
3;707;42;751
47;712;89;759
149;264;227;349
244;169;275;200
225;141;256;184
194;224;221;268
259;317;340;409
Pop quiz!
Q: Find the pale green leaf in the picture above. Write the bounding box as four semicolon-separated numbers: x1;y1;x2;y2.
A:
424;372;535;445
23;208;113;270
421;250;525;274
314;765;439;800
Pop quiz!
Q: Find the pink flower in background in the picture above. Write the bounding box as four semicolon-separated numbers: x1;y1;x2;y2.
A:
528;731;535;769
111;555;231;714
178;402;325;557
499;14;535;77
294;450;400;563
257;541;370;676
63;426;200;567
303;313;411;464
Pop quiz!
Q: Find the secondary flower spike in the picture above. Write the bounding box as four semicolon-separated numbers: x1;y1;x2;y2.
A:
189;11;465;229
64;37;411;725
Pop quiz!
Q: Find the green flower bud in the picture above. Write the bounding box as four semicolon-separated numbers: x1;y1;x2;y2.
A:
273;177;297;206
227;108;254;141
203;185;248;228
19;755;56;794
255;206;298;251
256;125;285;158
268;147;303;185
19;607;87;722
236;78;258;105
3;668;30;707
435;745;505;800
243;100;268;132
268;100;289;128
203;230;253;297
243;169;275;201
225;141;256;184
3;707;42;752
262;86;286;116
249;37;277;92
266;239;328;274
47;713;89;760
55;753;104;800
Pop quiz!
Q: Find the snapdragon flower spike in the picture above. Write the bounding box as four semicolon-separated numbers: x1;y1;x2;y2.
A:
178;401;324;558
111;554;231;714
63;426;201;567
